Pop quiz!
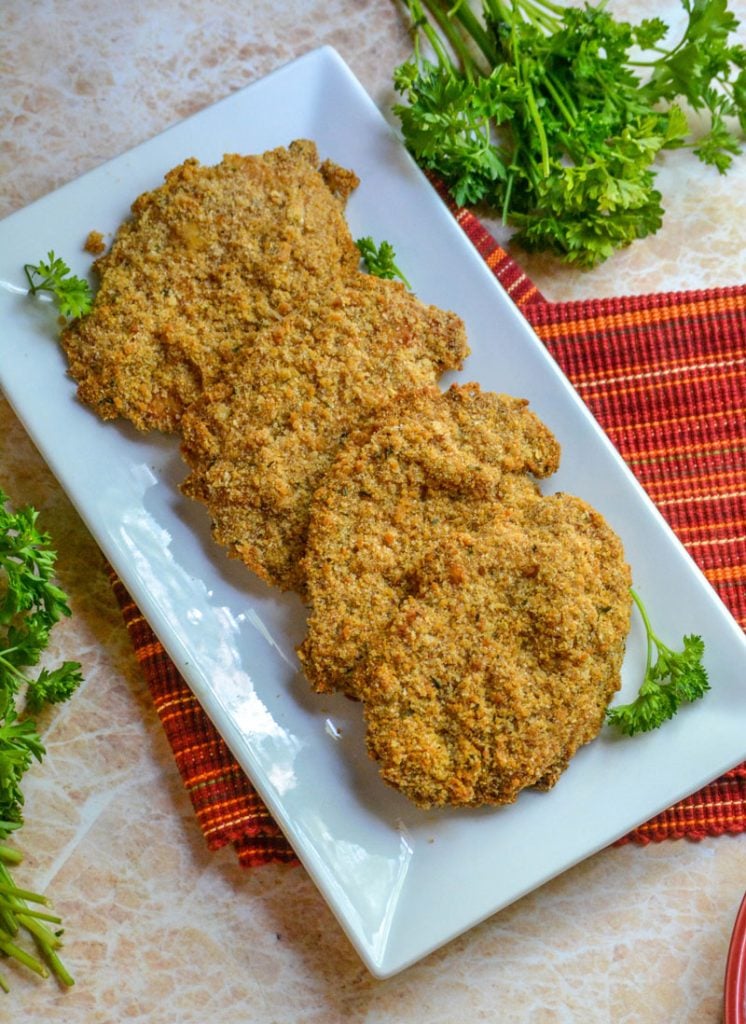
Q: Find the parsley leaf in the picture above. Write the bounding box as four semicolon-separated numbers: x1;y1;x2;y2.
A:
25;664;85;716
0;712;44;835
0;489;83;829
356;236;412;287
606;590;710;736
24;251;93;318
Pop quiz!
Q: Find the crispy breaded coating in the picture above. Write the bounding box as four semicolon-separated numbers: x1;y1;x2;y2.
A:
84;230;106;256
297;383;561;695
57;134;634;813
179;276;469;593
60;140;360;432
359;495;632;808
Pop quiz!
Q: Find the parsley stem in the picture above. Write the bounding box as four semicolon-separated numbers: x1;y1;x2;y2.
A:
0;908;17;936
22;265;54;297
429;0;483;74
5;906;61;925
630;587;681;684
521;0;564;20
19;913;64;952
0;858;74;984
482;0;505;22
501;168;516;223
446;0;499;66
0;935;48;978
516;0;555;33
525;84;551;176
543;72;577;127
39;945;74;987
407;0;456;70
0;652;28;683
630;587;655;680
0;882;50;905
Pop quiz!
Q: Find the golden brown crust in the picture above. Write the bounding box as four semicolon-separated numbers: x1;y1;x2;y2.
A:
179;276;469;592
60;140;361;432
359;495;632;808
83;230;106;256
319;158;360;203
59;137;633;813
297;383;562;694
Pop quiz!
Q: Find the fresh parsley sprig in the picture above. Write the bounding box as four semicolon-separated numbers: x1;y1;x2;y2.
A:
606;589;710;736
0;488;83;988
0;488;83;832
24;251;93;318
356;236;412;288
393;0;746;266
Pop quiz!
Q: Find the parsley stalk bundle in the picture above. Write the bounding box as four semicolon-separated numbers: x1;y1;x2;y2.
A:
394;0;746;266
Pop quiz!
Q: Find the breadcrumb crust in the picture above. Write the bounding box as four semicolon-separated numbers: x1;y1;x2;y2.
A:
179;276;468;592
298;384;631;806
62;140;633;810
298;383;563;695
61;140;360;432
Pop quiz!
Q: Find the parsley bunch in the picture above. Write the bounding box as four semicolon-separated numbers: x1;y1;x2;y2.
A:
394;0;746;266
0;489;83;989
606;589;710;736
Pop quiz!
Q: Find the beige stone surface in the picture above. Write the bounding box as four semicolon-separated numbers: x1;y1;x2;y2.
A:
1;0;744;1018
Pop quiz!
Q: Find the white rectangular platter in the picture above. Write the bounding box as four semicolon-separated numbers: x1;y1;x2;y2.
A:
1;46;745;978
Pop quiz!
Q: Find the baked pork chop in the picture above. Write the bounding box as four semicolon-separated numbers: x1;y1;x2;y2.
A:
359;492;632;807
297;383;562;695
179;277;469;593
297;383;630;806
61;140;360;432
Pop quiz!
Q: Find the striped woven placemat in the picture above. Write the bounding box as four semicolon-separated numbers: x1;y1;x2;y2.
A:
109;211;746;866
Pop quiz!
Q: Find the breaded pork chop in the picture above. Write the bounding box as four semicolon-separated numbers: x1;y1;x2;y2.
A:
60;140;360;432
179;275;469;593
297;383;561;695
359;494;632;808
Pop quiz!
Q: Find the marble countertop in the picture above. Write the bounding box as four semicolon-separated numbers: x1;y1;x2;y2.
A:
1;1;744;1019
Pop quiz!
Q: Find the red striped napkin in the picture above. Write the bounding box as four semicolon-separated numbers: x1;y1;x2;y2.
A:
109;211;746;866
